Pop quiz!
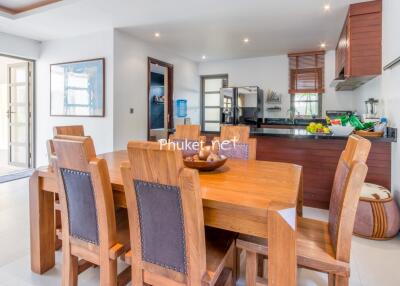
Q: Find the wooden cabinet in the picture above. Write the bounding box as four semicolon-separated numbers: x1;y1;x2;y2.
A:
334;0;382;90
335;17;349;79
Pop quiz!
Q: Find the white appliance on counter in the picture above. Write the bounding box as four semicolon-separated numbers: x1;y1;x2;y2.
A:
362;98;380;123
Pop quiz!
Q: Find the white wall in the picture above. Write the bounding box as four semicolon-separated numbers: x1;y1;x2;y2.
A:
113;30;199;150
0;32;40;60
198;50;354;118
35;30;114;166
354;0;400;204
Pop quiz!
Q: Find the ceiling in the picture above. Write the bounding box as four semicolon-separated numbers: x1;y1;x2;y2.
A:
0;0;61;15
0;0;372;62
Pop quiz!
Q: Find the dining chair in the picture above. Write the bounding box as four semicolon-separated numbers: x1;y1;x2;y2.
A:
169;124;207;156
52;136;131;286
51;125;85;251
213;125;256;160
46;139;64;251
235;135;371;286
53;125;85;136
120;141;237;286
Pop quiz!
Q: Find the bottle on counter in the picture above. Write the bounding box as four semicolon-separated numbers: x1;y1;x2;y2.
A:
374;117;388;136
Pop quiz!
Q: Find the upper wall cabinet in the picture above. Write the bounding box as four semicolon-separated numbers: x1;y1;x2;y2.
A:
332;0;382;91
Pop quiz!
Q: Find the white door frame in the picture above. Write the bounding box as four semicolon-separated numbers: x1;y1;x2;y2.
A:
6;60;34;168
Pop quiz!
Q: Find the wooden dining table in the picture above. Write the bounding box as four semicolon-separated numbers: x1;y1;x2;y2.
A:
29;150;303;286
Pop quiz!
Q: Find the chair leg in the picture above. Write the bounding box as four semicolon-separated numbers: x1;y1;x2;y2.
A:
328;274;335;286
257;254;266;278
236;248;242;282
100;259;118;286
334;275;349;286
55;210;62;251
245;251;257;286
62;252;78;286
225;244;237;285
329;274;349;286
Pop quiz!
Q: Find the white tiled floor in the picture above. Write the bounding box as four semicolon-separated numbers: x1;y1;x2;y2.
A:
0;178;400;285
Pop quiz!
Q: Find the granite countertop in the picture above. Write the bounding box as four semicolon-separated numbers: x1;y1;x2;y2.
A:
249;127;397;142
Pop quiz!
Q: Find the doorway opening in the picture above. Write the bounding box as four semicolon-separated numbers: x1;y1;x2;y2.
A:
0;55;34;183
147;57;174;141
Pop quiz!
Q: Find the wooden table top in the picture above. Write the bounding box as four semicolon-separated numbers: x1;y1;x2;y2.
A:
99;150;302;216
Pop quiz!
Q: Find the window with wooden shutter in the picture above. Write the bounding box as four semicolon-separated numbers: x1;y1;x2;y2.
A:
288;51;325;94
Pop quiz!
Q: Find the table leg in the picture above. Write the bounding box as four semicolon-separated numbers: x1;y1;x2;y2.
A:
30;171;56;274
268;205;297;286
297;171;304;217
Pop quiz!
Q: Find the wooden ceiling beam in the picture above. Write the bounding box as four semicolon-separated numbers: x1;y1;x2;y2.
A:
0;0;61;15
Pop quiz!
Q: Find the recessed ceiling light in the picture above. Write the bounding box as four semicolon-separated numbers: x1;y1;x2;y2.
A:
154;32;160;38
243;38;249;43
324;4;331;11
320;42;326;48
202;55;207;60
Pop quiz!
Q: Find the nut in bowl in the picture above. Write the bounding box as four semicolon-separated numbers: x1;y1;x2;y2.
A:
183;147;227;171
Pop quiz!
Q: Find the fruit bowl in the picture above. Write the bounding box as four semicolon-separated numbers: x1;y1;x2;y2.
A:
183;154;228;171
329;125;355;136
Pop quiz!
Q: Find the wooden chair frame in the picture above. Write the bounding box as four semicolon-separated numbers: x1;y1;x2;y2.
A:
213;125;256;160
121;141;235;286
51;125;85;250
53;136;130;286
169;124;206;144
236;135;371;286
53;125;85;137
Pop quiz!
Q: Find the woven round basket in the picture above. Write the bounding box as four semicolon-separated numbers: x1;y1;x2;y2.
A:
354;183;400;240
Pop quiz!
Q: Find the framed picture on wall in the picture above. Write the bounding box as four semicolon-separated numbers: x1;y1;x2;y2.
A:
50;58;105;117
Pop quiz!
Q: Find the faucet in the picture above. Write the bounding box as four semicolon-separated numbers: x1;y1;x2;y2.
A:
287;107;296;124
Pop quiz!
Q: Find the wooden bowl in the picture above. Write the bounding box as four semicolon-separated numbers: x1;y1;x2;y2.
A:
356;130;384;137
183;156;228;171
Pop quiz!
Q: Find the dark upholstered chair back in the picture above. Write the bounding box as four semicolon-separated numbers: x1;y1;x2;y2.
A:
60;167;99;244
121;141;207;284
216;125;257;160
218;141;250;160
328;135;371;262
134;179;186;273
53;136;118;249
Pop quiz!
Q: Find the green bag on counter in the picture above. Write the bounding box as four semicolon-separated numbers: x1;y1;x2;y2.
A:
337;115;373;130
339;115;350;126
349;115;365;130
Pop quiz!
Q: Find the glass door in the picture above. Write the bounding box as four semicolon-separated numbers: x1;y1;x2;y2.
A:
7;62;30;167
201;74;228;132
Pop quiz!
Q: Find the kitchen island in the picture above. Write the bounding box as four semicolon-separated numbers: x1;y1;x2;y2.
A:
203;127;396;209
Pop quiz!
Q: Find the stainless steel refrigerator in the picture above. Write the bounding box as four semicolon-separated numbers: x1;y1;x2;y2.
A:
220;86;263;126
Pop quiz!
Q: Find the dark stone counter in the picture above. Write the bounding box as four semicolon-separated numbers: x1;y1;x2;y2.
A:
249;128;397;142
202;127;397;143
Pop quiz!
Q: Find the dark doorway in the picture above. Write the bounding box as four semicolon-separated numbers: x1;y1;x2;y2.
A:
147;57;174;141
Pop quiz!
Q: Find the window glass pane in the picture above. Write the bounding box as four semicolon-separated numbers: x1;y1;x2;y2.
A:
10;145;27;164
204;108;220;121
10;125;27;143
11;85;27;104
12;67;27;83
205;78;223;92
204;122;220;132
294;101;319;117
205;93;220;106
10;106;27;124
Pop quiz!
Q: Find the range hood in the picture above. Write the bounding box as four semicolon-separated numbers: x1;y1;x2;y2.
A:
330;75;377;91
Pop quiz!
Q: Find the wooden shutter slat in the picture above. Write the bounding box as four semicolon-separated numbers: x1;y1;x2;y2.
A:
288;51;325;94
